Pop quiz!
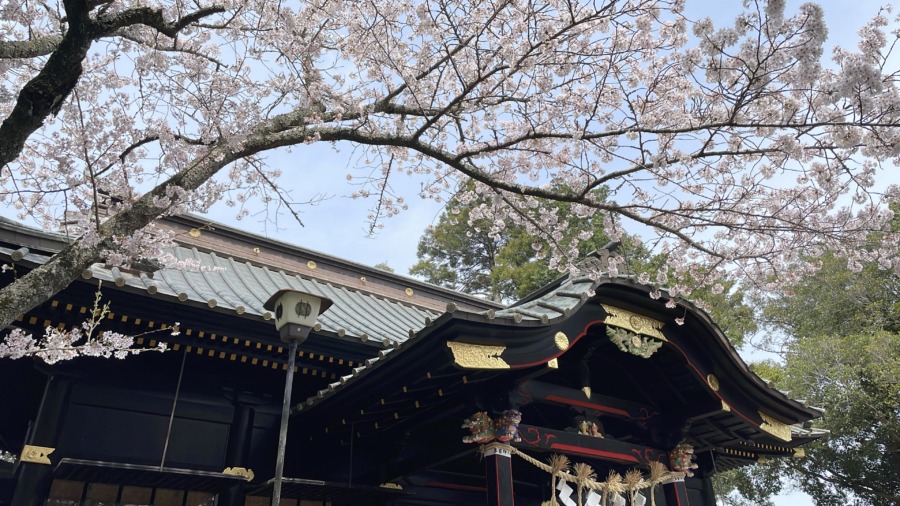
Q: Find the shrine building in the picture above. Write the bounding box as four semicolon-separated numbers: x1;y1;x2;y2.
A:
0;214;825;506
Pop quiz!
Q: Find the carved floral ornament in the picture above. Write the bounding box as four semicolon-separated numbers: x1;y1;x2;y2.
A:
446;341;510;369
607;327;663;359
758;412;793;442
602;305;667;358
601;305;666;341
554;331;570;351
707;373;720;391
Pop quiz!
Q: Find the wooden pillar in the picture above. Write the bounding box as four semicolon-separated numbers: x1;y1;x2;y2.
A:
220;404;255;506
700;475;717;505
664;443;696;506
483;444;514;506
662;475;690;506
12;374;72;506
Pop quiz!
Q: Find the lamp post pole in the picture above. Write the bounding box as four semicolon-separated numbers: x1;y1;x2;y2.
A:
272;338;299;506
263;290;333;506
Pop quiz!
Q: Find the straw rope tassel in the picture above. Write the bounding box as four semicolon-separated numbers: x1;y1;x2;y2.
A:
574;463;596;506
548;454;570;506
506;445;683;503
648;460;667;506
624;469;642;506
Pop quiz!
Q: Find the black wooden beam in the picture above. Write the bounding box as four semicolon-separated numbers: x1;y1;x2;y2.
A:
514;424;666;468
514;380;659;423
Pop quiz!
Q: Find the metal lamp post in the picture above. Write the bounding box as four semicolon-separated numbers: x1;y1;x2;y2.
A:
263;290;332;506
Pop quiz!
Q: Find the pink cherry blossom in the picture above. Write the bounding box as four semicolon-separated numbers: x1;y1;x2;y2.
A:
0;0;898;360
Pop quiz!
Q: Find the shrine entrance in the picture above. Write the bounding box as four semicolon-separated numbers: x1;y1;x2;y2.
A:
290;279;822;505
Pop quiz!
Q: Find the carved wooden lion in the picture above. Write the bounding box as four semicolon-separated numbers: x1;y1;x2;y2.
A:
462;411;496;443
495;409;522;443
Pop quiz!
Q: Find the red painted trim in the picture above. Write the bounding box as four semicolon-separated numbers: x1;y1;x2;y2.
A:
549;443;640;463
674;480;686;506
504;311;763;435
510;319;604;369
505;313;766;433
494;457;502;505
545;394;630;417
664;338;763;431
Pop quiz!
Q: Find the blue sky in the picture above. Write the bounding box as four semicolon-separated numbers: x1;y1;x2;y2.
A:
200;0;897;276
194;2;894;504
3;1;894;503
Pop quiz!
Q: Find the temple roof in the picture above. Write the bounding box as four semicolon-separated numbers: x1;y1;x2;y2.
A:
0;215;828;476
300;270;823;420
0;215;498;346
291;266;827;474
0;216;824;423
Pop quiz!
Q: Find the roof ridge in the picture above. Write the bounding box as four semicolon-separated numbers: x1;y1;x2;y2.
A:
162;215;503;312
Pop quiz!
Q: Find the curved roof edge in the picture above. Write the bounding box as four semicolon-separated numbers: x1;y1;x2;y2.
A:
298;272;823;431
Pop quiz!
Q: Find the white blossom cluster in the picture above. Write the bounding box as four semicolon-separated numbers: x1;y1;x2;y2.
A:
0;0;898;341
0;285;173;363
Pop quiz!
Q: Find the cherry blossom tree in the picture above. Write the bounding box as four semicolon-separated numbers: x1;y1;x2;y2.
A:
1;0;899;359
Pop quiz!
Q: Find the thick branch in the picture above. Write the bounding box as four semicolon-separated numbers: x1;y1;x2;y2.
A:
0;0;92;170
0;36;65;59
92;6;225;38
0;1;224;172
0;105;322;331
316;128;723;257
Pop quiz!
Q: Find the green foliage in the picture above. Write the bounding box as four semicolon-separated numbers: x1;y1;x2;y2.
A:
409;196;508;300
409;189;630;301
759;252;900;340
713;459;783;506
748;359;785;386
781;330;900;506
693;278;757;348
721;252;900;506
410;189;757;346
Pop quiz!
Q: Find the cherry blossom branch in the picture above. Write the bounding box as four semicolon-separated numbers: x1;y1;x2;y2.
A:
0;282;174;363
454;121;896;162
0;1;224;172
0;104;326;331
116;33;227;70
92;6;226;39
312;127;728;257
0;0;897;342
